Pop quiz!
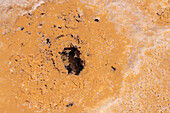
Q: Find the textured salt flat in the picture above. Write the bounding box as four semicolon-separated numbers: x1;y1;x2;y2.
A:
0;0;169;112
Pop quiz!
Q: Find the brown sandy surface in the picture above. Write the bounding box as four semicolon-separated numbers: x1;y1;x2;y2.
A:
0;0;169;112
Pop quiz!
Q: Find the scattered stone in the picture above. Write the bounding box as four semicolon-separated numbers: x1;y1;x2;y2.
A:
21;27;24;30
94;18;99;22
111;66;116;71
66;103;73;107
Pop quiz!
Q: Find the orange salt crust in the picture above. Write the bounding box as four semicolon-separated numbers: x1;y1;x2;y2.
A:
0;0;169;112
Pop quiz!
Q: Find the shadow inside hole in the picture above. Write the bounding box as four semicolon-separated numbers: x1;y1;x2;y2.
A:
59;46;84;75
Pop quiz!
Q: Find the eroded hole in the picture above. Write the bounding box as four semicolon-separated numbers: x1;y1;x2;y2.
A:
59;46;84;75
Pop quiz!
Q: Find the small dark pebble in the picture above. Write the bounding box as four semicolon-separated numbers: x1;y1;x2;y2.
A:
40;13;45;15
21;27;24;30
21;43;24;46
46;38;50;44
15;59;18;62
111;66;116;71
26;31;31;35
38;31;41;34
53;25;56;28
66;103;73;107
156;12;160;16
70;34;74;37
56;35;64;39
75;19;80;22
78;14;81;18
28;13;32;16
58;26;62;29
94;18;99;22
